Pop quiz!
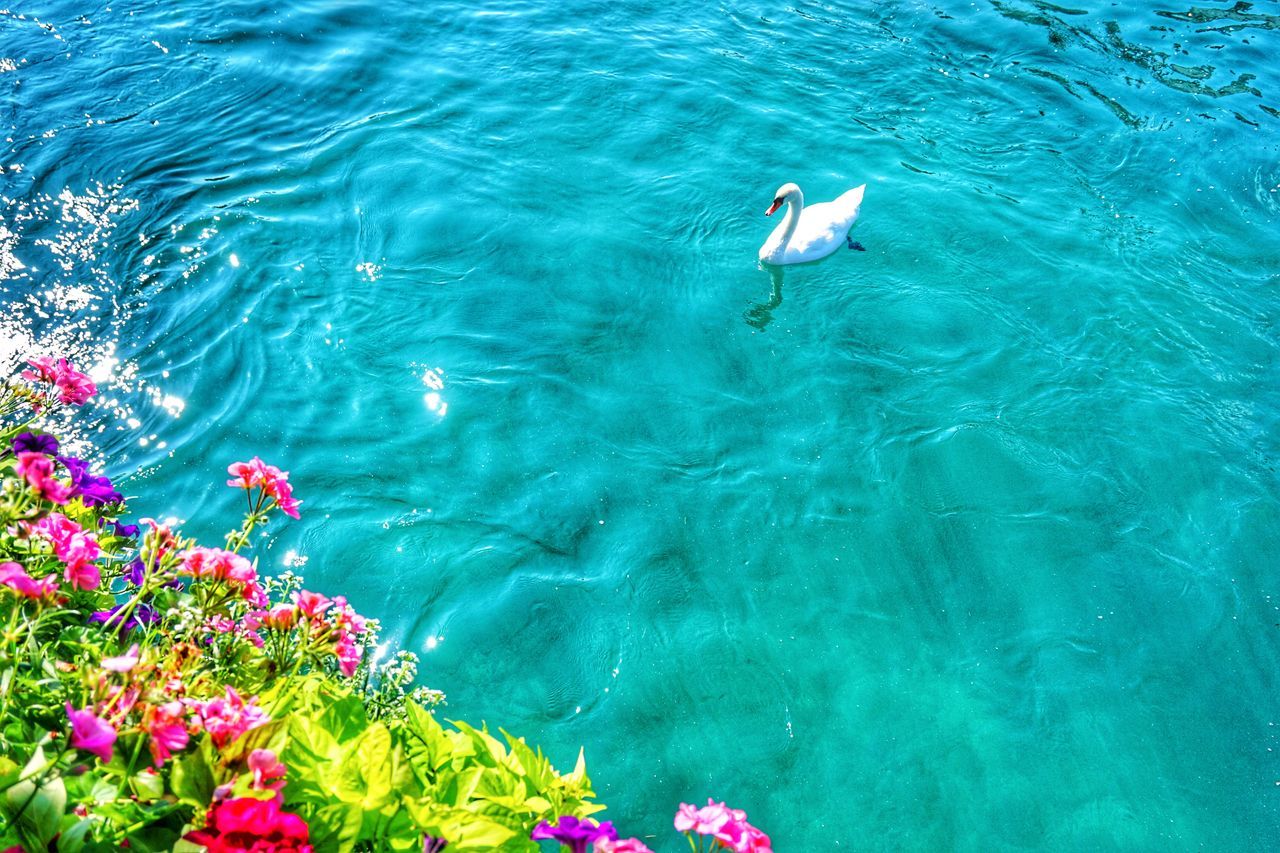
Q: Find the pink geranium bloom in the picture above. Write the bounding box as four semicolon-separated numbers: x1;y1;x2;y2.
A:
715;818;772;853
674;799;732;836
248;748;287;792
21;356;97;405
0;562;59;601
29;513;102;590
295;590;331;619
139;517;179;559
64;558;101;591
180;547;262;601
272;477;302;519
261;603;298;630
101;643;140;672
21;356;60;385
187;687;269;749
334;634;362;677
15;452;72;504
145;700;189;766
66;703;116;762
226;456;302;518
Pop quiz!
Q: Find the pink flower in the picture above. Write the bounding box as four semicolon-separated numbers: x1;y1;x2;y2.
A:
334;634;362;677
675;800;732;836
187;687;269;749
0;562;59;601
101;644;140;672
22;356;96;405
145;701;189;766
295;590;331;619
15;452;72;504
272;477;302;519
596;838;656;853
248;748;286;793
260;603;298;630
66;703;116;762
29;513;101;590
139;518;179;560
180;547;262;601
226;457;302;518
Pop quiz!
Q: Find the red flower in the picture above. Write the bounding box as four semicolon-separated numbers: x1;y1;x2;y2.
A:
184;797;313;853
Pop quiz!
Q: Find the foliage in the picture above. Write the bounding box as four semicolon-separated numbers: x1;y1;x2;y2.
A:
0;357;603;852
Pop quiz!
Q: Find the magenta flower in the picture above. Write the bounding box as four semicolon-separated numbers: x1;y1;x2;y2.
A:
334;634;362;677
15;452;72;504
187;687;269;748
66;703;116;762
531;816;616;853
144;701;189;766
22;356;96;405
29;513;102;590
249;748;287;792
0;562;59;601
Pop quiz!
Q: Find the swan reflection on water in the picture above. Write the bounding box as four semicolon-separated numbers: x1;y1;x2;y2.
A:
744;264;785;331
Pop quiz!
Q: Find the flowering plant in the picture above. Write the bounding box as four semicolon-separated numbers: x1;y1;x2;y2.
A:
0;358;603;851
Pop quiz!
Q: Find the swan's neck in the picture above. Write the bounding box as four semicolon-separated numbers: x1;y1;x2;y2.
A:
778;192;804;244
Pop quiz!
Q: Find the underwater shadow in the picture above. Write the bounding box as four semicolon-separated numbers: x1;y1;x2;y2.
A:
743;264;785;331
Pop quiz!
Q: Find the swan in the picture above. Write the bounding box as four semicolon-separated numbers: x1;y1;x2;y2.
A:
758;182;865;265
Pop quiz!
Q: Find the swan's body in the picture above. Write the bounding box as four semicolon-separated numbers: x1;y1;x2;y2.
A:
758;182;865;265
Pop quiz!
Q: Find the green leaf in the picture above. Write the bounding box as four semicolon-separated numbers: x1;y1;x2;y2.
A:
55;817;92;853
169;749;216;807
304;802;362;852
129;770;165;802
335;725;389;806
2;745;66;849
401;800;525;852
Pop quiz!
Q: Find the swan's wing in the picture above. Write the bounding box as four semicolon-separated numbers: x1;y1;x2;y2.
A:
832;185;866;219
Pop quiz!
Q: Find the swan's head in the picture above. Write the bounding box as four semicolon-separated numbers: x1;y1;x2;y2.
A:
765;183;802;216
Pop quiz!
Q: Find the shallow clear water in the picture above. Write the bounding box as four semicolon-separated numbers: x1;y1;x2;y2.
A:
4;0;1280;847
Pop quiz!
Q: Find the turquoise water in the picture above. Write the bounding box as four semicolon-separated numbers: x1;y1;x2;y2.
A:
4;0;1280;847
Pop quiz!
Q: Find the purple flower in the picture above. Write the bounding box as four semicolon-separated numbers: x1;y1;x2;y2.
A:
57;455;123;507
531;816;616;853
423;837;449;853
90;602;159;634
98;518;141;538
12;432;58;456
125;558;146;586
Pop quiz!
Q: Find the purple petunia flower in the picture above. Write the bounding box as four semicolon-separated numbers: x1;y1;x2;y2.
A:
97;518;141;538
125;558;146;586
531;816;617;853
12;432;58;456
90;602;159;634
423;836;449;853
57;455;123;507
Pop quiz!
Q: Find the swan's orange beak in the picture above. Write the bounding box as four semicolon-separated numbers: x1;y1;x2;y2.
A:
765;198;783;216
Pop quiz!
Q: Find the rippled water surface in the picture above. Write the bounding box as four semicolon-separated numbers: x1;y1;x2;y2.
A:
5;0;1280;847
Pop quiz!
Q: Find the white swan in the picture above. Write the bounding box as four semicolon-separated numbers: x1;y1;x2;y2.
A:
758;182;866;265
